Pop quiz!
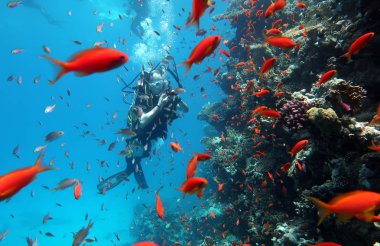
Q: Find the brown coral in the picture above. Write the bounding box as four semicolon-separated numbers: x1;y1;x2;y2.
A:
329;80;367;111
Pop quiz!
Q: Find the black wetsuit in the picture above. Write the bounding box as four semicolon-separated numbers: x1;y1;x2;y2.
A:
97;91;182;192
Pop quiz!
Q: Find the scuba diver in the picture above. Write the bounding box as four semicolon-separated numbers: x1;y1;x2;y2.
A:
124;0;149;39
97;59;188;192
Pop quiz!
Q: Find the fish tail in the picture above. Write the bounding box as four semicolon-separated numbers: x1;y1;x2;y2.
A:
180;60;192;74
34;152;56;173
340;52;352;63
175;186;186;198
258;71;264;78
41;55;69;85
307;196;331;226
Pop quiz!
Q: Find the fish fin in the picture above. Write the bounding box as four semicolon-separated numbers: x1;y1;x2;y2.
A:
336;213;354;222
340;52;352;63
197;188;205;198
180;60;192;74
34;152;56;173
41;55;70;85
361;205;376;222
75;71;92;77
307;196;331;226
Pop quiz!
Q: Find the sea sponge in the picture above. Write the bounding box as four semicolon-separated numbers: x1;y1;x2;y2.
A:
307;107;340;128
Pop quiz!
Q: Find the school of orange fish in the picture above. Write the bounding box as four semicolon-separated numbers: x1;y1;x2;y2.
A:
2;0;379;245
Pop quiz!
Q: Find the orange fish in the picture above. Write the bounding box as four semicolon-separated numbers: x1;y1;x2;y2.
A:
266;28;283;35
256;109;281;118
368;141;380;152
0;152;55;202
258;57;277;77
341;32;374;62
253;89;270;97
369;105;380;126
186;154;199;179
133;242;159;246
181;35;221;74
170;142;182;152
265;0;286;18
219;49;231;57
308;190;380;226
177;177;208;198
251;106;268;115
210;210;215;219
289;139;308;157
296;2;307;8
316;70;336;86
264;2;276;18
74;181;82;200
187;0;211;30
42;47;128;85
265;36;295;49
156;190;164;219
197;153;211;161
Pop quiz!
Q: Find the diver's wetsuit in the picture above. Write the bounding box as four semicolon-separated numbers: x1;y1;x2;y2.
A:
97;91;182;192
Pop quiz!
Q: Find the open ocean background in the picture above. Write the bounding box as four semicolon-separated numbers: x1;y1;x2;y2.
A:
0;0;230;245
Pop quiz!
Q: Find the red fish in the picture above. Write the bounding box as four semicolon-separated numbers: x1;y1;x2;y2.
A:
253;89;270;97
187;0;211;30
219;49;231;57
197;153;211;161
296;2;307;8
257;109;281;118
210;210;215;219
289;140;308;157
133;242;159;246
74;181;82;200
186;154;199;179
308;191;380;226
177;177;208;198
170;142;182;152
251;106;268;115
181;35;221;74
316;70;336;86
0;152;55;201
265;0;286;18
258;57;277;77
42;47;128;85
265;36;295;49
368;141;380;152
266;28;283;35
369;105;380;126
156;190;164;219
341;32;375;62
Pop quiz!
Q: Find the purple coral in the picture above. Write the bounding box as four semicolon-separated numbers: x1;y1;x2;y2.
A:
280;100;309;130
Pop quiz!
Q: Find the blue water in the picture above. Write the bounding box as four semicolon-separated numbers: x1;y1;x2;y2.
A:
0;0;230;245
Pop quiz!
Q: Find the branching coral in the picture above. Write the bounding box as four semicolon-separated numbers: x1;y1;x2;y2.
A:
280;100;310;130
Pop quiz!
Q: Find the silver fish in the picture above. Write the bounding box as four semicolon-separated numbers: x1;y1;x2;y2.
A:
45;131;64;142
72;220;94;246
52;178;78;191
42;213;52;224
12;145;20;158
0;230;9;241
